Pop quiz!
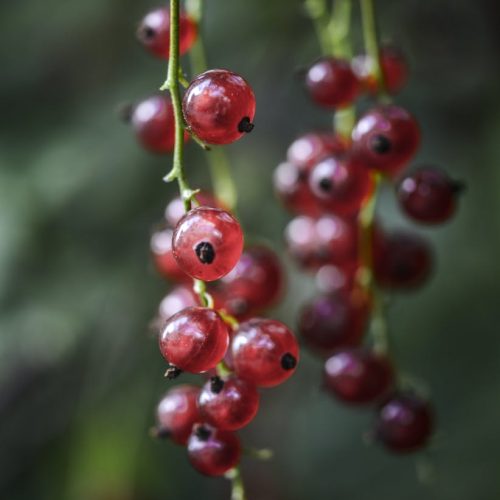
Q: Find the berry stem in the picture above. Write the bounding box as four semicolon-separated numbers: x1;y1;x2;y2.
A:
304;0;334;55
226;467;247;500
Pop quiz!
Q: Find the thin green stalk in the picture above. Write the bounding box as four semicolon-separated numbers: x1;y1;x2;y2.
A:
304;0;333;55
226;467;247;500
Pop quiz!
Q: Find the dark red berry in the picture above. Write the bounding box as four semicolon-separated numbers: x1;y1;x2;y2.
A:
198;376;260;431
285;215;358;270
159;306;229;373
136;7;197;59
231;318;299;387
158;285;197;321
305;58;360;109
374;230;433;289
298;289;371;354
165;192;224;227
324;349;394;404
315;263;358;295
287;132;348;169
172;207;244;281
151;227;189;282
183;69;256;145
187;425;241;476
155;385;200;445
309;155;374;216
220;245;284;317
352;105;420;176
375;392;433;453
397;167;460;225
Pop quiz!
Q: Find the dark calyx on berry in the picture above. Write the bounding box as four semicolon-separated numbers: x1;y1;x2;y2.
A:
195;241;215;264
194;425;212;441
318;177;333;191
281;353;297;370
155;426;171;439
165;366;183;379
371;135;392;154
138;25;156;41
238;117;254;133
210;376;225;394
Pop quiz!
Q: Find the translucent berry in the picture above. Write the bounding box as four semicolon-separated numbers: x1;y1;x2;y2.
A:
183;69;256;145
172;207;244;281
305;58;360;108
231;318;299;387
397;167;461;225
151;227;189;282
198;376;259;431
298;289;371;354
287;132;348;169
165;192;224;227
159;307;229;373
375;392;433;453
309;155;374;216
374;230;433;289
136;7;197;59
158;285;197;321
315;263;358;295
324;349;393;404
155;385;200;445
284;215;358;270
220;245;284;318
352;105;420;176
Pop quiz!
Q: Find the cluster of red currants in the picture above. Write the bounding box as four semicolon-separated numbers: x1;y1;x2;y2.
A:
274;47;462;453
130;5;300;478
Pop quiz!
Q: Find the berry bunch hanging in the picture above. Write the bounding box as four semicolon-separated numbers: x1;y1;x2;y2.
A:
273;0;463;457
127;1;299;496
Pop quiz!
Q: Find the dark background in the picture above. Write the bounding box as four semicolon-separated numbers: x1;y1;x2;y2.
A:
1;0;499;499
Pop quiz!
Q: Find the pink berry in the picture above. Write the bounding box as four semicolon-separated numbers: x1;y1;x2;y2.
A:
165;192;225;227
158;285;197;321
151;227;189;282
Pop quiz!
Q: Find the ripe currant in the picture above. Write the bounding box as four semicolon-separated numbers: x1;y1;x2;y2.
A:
315;263;358;295
172;207;244;281
183;69;256;145
287;132;347;169
158;285;197;321
231;318;299;387
198;375;260;431
159;306;229;373
150;227;189;282
187;425;241;476
165;191;224;227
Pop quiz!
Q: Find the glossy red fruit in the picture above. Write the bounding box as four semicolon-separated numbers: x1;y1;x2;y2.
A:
220;245;284;317
172;207;244;281
352;46;409;95
397;167;460;225
373;230;433;289
284;215;358;270
324;349;393;404
375;393;433;453
165;192;224;227
298;289;371;354
183;69;256;145
158;285;197;321
305;58;360;108
155;385;200;445
352;105;420;176
198;376;259;431
315;263;358;295
159;306;229;373
151;227;189;282
187;425;241;476
287;132;348;169
309;155;374;216
136;7;197;59
232;318;299;387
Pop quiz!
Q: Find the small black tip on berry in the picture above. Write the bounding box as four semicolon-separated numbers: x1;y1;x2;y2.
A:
164;366;183;380
451;180;467;195
210;376;225;394
152;426;171;440
281;353;297;370
319;177;333;191
370;135;392;154
137;25;156;42
194;425;212;441
116;102;135;123
195;241;215;264
238;117;254;133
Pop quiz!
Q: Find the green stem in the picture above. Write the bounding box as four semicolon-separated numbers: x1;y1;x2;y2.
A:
329;0;353;58
304;0;333;55
226;467;247;500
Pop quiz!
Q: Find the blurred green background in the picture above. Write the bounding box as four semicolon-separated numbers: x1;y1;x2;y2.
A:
1;0;500;499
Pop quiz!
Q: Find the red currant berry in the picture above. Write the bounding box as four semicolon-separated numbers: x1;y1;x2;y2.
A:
315;263;358;295
183;69;256;145
397;167;461;225
298;289;371;354
221;245;284;317
172;207;244;282
375;392;434;453
136;8;197;59
187;425;241;476
151;227;189;282
374;230;433;289
155;385;200;445
159;306;229;373
324;349;393;404
285;215;358;270
165;191;224;227
287;132;348;169
158;285;197;321
305;58;360;109
309;155;374;216
352;105;420;176
232;318;299;387
198;376;259;431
